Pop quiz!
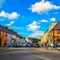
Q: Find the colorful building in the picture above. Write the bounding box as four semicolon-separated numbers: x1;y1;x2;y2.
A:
0;25;23;47
49;22;60;45
0;25;8;47
40;22;57;45
40;37;44;46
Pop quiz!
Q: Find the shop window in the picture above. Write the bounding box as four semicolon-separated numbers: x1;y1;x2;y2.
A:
57;40;60;43
58;30;60;34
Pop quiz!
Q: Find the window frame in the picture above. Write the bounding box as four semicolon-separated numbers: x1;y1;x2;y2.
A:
58;30;60;34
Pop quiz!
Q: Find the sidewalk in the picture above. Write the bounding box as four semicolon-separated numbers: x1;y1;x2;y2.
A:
0;47;60;54
37;47;60;54
0;47;9;50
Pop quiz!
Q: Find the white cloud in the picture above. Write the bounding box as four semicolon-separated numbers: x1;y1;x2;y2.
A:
29;1;60;13
8;12;19;19
0;11;8;17
0;11;20;19
29;31;44;38
42;0;45;2
27;21;40;31
6;21;14;26
50;17;56;22
40;19;48;22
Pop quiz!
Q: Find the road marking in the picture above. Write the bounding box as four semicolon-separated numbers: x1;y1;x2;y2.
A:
27;51;51;60
34;55;51;60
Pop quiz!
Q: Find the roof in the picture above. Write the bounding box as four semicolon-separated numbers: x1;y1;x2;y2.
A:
0;25;23;38
53;22;60;30
0;25;17;34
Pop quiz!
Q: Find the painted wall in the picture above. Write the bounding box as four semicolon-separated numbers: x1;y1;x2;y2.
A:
54;30;60;36
1;31;8;47
7;34;12;46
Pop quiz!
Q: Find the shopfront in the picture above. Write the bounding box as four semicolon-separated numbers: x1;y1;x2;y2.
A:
55;37;60;46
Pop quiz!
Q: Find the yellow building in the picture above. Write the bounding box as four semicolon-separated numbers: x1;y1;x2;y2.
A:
40;22;57;45
49;22;60;45
40;37;44;45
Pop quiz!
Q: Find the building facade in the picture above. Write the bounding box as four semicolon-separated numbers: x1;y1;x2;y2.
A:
50;22;60;45
0;25;8;47
40;22;57;46
0;25;23;47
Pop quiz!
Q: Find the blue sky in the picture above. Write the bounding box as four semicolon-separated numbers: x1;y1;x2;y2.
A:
0;0;60;38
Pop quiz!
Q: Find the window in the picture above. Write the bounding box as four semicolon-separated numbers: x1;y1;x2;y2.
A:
58;30;60;34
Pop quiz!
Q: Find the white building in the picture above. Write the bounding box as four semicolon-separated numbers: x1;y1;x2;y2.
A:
7;34;12;46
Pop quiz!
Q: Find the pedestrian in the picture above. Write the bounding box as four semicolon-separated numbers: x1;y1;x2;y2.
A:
53;40;57;49
51;43;54;49
45;40;49;49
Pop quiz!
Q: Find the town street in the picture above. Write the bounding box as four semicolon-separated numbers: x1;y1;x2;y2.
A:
0;48;60;60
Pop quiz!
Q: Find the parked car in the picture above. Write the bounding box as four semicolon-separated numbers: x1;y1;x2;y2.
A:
33;43;40;48
22;43;27;47
26;42;34;47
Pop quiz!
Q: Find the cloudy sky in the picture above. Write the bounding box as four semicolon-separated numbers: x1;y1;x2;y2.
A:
0;0;60;38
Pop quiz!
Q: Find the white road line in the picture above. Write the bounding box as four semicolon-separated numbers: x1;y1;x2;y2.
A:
27;51;51;60
34;55;51;60
7;48;51;60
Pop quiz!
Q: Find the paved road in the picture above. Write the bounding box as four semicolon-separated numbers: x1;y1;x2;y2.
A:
0;48;60;60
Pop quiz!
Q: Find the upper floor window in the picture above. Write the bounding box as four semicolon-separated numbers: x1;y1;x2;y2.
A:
58;30;60;34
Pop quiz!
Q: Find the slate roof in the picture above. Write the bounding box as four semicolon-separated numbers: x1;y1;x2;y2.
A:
53;22;60;29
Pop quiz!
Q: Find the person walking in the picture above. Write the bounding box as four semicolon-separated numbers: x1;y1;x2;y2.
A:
45;40;49;49
53;40;57;49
